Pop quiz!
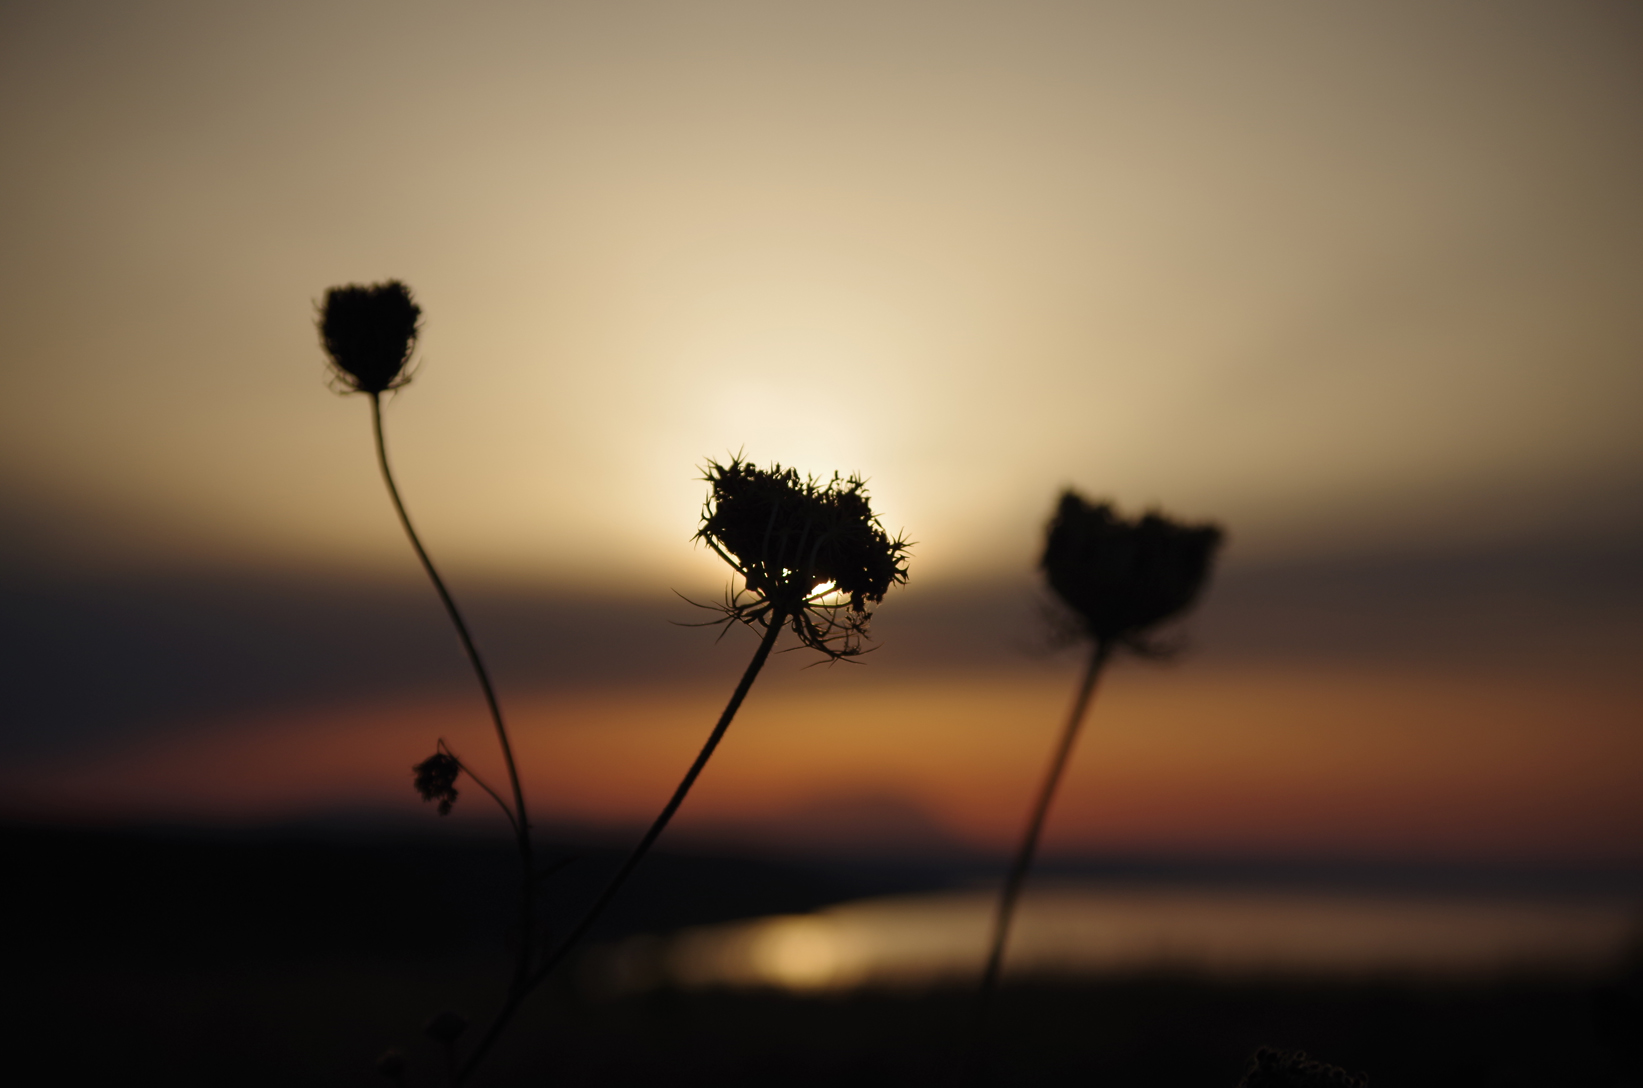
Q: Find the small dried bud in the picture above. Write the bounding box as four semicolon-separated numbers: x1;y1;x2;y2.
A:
375;1048;407;1082
1238;1047;1368;1088
413;752;460;815
422;1010;469;1045
1040;490;1222;651
318;280;421;394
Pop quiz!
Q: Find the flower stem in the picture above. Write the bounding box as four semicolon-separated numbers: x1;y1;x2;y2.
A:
456;609;788;1085
974;638;1111;1030
369;394;536;995
440;741;520;837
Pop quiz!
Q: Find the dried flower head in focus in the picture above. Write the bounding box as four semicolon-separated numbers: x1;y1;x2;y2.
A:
319;280;422;394
1238;1047;1369;1088
413;751;460;815
1041;490;1222;653
694;456;910;658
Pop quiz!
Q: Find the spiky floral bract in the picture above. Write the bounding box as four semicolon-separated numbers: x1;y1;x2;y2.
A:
1041;490;1223;654
319;280;421;394
695;456;910;659
1238;1047;1369;1088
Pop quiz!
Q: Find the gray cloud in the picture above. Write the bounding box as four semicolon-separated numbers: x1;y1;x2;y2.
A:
5;528;1637;760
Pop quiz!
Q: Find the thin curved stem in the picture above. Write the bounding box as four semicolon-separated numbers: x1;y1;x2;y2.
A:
439;740;520;837
974;638;1111;1030
369;394;536;995
456;609;788;1085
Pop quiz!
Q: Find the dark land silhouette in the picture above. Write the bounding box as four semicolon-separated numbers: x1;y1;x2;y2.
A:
6;820;1641;1086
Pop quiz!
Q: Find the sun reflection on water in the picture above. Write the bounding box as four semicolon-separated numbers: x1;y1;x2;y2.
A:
595;885;1640;997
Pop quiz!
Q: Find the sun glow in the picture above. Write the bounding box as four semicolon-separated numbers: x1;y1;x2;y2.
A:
2;2;1636;585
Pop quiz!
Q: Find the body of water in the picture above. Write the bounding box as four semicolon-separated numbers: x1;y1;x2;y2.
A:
593;883;1641;995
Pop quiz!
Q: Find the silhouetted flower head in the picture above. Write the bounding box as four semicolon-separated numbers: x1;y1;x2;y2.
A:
1238;1047;1368;1088
1041;490;1222;653
694;456;910;658
319;280;421;394
413;751;460;816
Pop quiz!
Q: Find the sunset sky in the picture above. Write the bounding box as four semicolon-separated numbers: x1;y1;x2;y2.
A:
2;1;1640;866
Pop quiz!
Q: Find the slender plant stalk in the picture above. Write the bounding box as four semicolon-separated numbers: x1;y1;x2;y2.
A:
442;744;520;837
975;637;1112;1023
369;393;536;995
456;609;789;1085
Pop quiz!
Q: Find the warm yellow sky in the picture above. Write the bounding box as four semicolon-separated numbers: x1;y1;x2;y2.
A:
2;1;1640;589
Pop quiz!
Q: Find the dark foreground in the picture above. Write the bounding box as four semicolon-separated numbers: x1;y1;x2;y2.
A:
7;823;1641;1086
15;957;1642;1086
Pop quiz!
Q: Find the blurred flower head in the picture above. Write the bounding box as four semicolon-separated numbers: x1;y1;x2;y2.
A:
318;280;421;394
1041;490;1223;653
1238;1047;1368;1088
413;752;460;816
695;456;911;659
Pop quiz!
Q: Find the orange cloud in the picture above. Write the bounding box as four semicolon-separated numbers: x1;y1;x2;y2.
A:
20;664;1643;865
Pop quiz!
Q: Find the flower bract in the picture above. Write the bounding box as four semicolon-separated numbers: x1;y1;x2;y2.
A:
319;280;421;394
1238;1047;1368;1088
1041;490;1222;651
695;456;910;658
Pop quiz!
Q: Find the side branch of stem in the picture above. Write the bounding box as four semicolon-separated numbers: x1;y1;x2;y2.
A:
456;610;788;1084
439;740;520;837
369;394;536;1001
